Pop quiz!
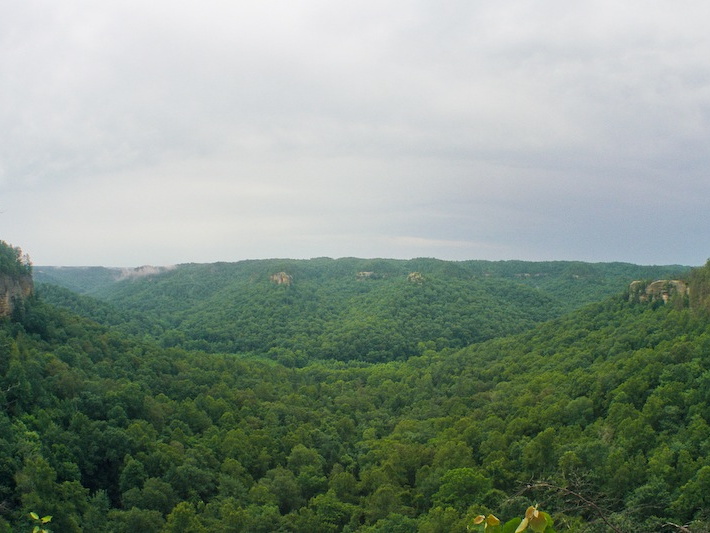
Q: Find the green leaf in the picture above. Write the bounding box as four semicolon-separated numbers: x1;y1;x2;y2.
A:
41;515;52;523
503;517;523;533
530;512;548;533
30;512;39;520
515;517;529;533
486;514;501;527
473;515;487;526
540;511;554;532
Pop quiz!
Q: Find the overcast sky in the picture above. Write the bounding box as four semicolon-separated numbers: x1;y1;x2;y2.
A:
2;1;709;267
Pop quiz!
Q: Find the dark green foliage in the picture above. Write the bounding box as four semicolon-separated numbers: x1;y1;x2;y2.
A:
689;259;710;314
2;257;710;530
35;284;132;328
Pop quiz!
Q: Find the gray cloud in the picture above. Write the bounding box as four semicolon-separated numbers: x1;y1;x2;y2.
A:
2;1;709;266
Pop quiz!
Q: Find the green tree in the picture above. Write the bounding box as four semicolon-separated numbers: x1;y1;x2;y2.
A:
107;507;165;533
672;465;710;522
162;501;206;533
432;468;492;512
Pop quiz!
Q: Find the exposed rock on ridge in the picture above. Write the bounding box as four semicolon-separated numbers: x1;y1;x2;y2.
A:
407;272;425;283
270;272;293;285
629;279;688;304
0;273;33;317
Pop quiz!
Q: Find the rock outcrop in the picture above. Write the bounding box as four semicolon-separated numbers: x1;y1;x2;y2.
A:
270;272;293;286
407;272;425;284
0;273;33;317
629;279;688;304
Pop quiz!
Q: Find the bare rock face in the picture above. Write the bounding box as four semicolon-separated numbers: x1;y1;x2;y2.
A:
0;273;33;317
407;272;425;284
270;272;293;286
629;279;688;304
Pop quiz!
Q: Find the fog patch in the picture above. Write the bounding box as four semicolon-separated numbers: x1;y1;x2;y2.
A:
117;264;176;280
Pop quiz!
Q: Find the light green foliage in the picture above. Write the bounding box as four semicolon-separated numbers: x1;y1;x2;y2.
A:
163;502;207;533
471;506;555;533
433;468;492;511
28;512;52;533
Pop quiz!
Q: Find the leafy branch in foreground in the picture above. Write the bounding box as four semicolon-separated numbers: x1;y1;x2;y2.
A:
470;505;555;533
522;482;621;533
29;512;52;533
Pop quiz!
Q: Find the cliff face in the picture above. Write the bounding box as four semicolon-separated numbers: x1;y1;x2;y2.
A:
0;273;33;317
270;272;293;285
629;279;688;304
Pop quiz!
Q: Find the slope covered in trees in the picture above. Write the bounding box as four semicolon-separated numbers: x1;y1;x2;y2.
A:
35;258;687;362
2;259;710;531
0;241;31;278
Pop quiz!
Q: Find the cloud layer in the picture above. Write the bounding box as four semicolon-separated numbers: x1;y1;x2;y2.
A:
2;1;709;266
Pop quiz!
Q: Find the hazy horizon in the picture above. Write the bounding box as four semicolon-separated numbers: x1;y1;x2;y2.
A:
32;255;694;270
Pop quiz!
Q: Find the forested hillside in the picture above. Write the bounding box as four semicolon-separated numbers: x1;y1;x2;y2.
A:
2;246;710;531
35;258;687;362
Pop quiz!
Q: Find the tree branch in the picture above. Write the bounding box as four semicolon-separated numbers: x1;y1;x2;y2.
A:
524;481;623;533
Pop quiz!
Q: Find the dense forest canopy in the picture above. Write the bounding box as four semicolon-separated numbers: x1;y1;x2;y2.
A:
1;249;709;531
35;258;688;363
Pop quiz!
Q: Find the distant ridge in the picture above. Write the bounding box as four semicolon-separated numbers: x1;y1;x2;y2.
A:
35;258;690;362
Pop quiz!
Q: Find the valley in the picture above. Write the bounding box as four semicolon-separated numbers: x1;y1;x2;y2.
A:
1;242;708;531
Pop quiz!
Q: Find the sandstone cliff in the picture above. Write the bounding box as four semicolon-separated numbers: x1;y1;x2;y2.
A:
0;273;33;317
629;279;688;304
270;272;293;285
407;272;425;284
